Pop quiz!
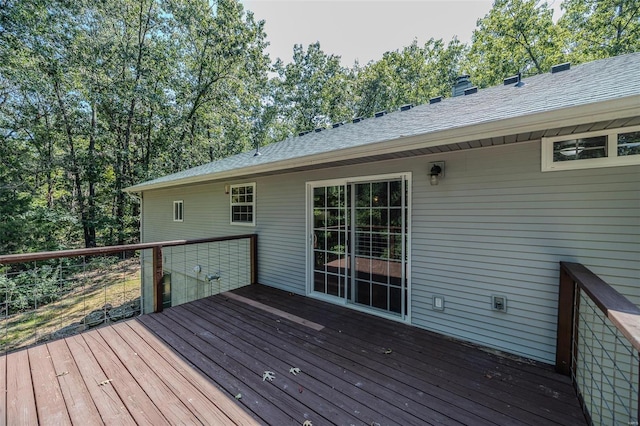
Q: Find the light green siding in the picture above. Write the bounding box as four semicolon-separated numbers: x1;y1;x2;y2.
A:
140;139;640;363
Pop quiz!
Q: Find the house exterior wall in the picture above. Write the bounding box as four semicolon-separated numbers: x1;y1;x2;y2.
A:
141;139;640;364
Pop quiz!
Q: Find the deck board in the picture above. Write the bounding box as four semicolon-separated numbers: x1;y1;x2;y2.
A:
182;304;408;425
231;286;584;424
45;339;102;425
6;348;37;425
123;320;260;425
109;321;237;425
0;284;587;425
28;344;71;426
204;295;505;425
64;334;134;425
181;300;387;425
80;329;168;425
139;313;298;425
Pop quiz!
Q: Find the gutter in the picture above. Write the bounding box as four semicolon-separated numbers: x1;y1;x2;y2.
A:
124;95;640;193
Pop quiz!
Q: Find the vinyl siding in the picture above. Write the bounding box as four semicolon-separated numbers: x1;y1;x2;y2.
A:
410;141;639;362
140;139;640;364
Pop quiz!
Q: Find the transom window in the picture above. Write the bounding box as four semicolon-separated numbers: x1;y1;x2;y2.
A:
173;200;183;222
230;183;256;226
542;125;640;171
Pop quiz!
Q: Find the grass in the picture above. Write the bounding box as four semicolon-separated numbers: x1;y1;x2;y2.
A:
0;258;141;352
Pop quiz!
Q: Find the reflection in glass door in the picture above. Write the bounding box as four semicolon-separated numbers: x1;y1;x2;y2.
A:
309;175;409;319
352;179;406;316
312;185;349;299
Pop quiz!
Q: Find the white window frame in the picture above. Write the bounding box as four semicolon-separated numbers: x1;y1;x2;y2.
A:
173;200;184;222
230;182;256;226
542;125;640;172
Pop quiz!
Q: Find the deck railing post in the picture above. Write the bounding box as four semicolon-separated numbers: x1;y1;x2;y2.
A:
250;234;258;285
153;245;164;313
556;262;577;376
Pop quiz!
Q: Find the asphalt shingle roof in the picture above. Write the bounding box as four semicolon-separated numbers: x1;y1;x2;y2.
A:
127;52;640;192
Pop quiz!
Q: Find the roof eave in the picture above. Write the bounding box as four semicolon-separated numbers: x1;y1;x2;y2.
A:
124;94;640;193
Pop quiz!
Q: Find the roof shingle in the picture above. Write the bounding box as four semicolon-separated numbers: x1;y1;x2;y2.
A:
127;53;640;192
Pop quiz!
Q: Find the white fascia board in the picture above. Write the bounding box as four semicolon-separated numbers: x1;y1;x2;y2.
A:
124;95;640;193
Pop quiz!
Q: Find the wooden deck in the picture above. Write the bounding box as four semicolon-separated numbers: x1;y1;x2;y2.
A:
1;284;586;425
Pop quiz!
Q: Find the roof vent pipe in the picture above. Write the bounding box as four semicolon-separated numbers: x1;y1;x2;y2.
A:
452;75;472;97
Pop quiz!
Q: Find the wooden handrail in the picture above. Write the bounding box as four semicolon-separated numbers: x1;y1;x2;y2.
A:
0;234;257;264
0;234;258;314
556;261;640;375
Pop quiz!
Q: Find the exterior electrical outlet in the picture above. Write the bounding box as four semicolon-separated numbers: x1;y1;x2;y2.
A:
433;296;444;311
492;295;507;312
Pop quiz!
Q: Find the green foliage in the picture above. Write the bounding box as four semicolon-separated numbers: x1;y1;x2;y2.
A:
271;42;354;136
354;38;466;116
466;0;567;87
0;267;61;314
560;0;640;62
0;0;270;251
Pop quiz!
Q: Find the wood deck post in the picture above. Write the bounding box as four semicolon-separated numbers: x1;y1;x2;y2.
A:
250;234;258;285
153;246;164;313
556;262;576;376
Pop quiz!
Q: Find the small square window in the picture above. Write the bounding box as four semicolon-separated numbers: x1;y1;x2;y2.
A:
230;183;255;226
618;131;640;157
173;200;183;222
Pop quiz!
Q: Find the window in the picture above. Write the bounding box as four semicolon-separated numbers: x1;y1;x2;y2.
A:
173;200;183;222
230;183;255;226
542;125;640;171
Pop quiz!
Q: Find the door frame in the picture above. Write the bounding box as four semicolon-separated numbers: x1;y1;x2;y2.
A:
305;172;412;323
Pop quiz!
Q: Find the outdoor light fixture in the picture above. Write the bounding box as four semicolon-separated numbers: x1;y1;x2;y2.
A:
429;161;445;186
224;184;230;194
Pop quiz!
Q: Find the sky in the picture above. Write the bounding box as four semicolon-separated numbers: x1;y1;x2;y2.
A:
241;0;565;66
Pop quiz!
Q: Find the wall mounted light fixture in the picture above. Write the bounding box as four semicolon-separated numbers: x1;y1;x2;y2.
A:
224;184;230;194
429;161;445;185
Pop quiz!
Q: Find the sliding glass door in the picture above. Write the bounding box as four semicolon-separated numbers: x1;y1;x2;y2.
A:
308;174;410;320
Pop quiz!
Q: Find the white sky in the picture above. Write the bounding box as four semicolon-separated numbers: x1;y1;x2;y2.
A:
241;0;564;66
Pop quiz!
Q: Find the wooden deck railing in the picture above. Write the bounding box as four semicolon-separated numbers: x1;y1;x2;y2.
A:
0;234;258;314
0;234;258;351
556;261;640;425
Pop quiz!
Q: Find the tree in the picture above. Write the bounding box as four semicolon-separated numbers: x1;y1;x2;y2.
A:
560;0;640;61
271;42;354;136
0;0;271;250
354;38;466;117
466;0;567;88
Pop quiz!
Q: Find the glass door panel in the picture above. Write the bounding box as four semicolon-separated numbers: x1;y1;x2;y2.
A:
312;185;348;300
351;179;407;316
